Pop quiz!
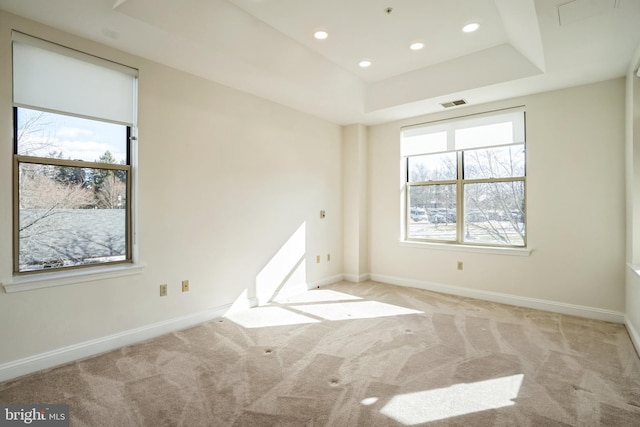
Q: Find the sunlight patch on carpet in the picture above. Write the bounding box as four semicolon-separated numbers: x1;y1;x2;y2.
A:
293;300;422;321
378;374;524;425
224;305;320;328
277;289;363;304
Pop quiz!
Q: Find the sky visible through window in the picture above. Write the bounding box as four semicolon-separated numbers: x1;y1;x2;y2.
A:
17;107;127;163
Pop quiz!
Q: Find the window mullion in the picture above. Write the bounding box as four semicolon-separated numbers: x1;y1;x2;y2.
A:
12;154;20;273
463;176;525;185
457;151;464;243
408;179;458;186
15;155;129;171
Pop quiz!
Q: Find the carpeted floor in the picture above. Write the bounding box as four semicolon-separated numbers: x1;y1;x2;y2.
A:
1;280;639;426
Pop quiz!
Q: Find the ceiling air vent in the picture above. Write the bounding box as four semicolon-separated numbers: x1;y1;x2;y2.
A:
440;99;467;108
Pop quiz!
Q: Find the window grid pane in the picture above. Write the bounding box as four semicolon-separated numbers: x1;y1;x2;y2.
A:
17;161;129;272
408;184;457;241
463;181;525;246
16;107;128;163
463;144;525;180
408;152;457;182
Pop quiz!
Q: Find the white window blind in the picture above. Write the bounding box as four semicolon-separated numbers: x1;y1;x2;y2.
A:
401;107;525;156
12;31;138;126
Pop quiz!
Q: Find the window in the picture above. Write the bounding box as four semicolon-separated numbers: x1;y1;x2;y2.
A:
12;32;138;274
402;107;526;247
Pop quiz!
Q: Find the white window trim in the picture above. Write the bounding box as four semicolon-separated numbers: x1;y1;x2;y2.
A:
399;240;532;256
4;124;142;293
2;262;145;293
401;106;527;249
10;32;140;280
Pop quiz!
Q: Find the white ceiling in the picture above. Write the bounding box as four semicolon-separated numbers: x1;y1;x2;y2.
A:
0;0;639;125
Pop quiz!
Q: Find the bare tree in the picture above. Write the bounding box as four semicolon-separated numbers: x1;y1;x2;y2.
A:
20;166;93;210
463;146;525;244
19;166;94;239
95;174;126;209
407;146;525;244
16;109;54;156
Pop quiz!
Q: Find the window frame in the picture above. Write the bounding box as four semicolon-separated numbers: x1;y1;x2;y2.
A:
12;107;134;275
402;108;527;249
10;32;139;277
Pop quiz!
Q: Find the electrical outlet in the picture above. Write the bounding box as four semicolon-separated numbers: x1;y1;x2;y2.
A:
320;210;326;219
457;261;463;271
160;284;167;296
182;280;189;292
316;255;321;263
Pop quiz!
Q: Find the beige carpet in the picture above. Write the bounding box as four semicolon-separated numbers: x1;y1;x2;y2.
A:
1;280;639;426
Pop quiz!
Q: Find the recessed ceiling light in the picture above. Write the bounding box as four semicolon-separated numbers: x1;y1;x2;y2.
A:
313;30;328;40
462;23;480;33
409;42;425;51
358;60;372;68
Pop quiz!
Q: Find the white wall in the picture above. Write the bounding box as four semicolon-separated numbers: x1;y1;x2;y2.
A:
342;124;369;281
625;40;640;351
0;12;343;369
368;79;626;315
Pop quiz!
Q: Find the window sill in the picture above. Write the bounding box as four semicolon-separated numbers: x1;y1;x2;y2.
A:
2;263;145;293
400;240;532;256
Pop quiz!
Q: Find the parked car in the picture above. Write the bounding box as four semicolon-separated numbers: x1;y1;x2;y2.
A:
410;207;428;222
428;208;455;224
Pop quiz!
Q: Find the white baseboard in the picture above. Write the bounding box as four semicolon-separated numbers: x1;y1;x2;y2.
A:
2;274;628;383
625;316;640;355
308;274;345;289
370;274;625;324
0;303;231;383
343;273;371;283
